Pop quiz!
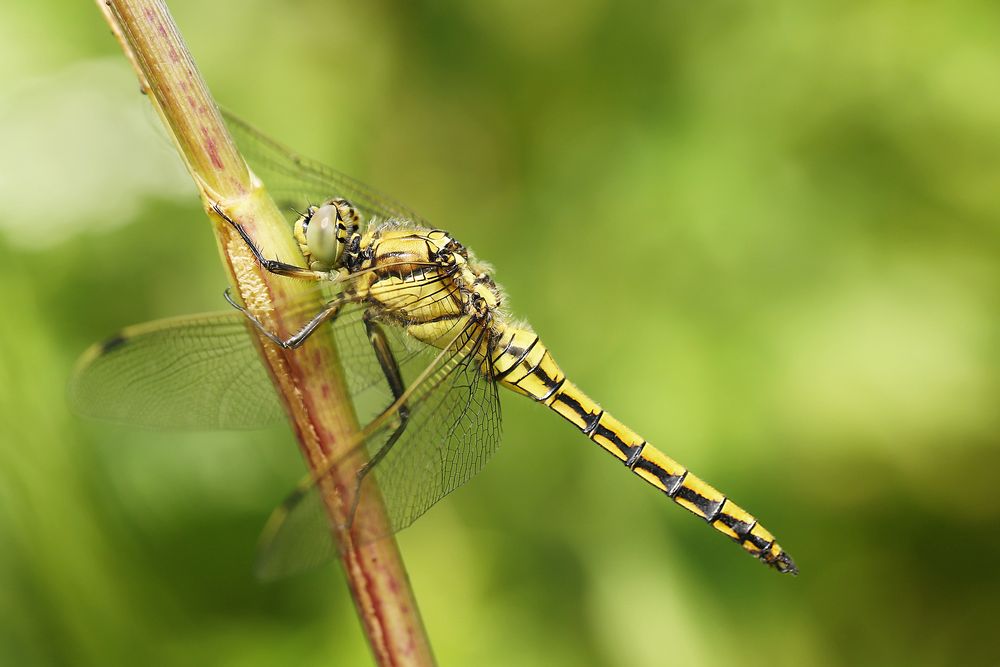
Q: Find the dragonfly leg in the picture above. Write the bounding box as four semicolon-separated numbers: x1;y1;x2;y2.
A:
346;317;412;527
224;288;345;349
211;202;329;280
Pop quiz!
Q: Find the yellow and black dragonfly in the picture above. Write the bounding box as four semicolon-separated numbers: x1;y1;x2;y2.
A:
70;114;797;578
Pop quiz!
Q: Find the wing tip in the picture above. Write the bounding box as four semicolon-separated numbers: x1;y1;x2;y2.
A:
99;333;128;354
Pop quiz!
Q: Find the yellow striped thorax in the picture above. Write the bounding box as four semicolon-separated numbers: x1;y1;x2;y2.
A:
350;222;505;352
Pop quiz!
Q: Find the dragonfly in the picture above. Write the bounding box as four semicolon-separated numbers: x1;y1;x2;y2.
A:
70;112;797;578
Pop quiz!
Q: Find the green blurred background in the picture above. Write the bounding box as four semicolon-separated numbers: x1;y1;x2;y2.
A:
2;1;999;665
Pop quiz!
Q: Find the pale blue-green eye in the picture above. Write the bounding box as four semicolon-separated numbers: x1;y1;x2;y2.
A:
305;204;341;266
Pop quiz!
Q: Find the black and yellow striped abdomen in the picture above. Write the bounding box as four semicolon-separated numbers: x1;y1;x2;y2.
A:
352;224;795;572
491;325;797;574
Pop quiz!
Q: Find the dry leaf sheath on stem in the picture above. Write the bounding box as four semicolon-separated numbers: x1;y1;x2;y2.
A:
95;1;436;665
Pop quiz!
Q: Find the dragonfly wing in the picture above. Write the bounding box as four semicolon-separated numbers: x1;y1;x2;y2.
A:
367;319;502;532
69;312;284;430
223;110;428;225
255;317;502;580
68;293;426;431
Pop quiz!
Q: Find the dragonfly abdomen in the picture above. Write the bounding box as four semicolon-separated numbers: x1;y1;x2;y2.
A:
491;325;797;574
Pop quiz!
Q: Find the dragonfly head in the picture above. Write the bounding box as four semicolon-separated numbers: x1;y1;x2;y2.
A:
294;198;361;270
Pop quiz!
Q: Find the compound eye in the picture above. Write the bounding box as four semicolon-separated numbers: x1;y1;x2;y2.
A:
305;204;342;266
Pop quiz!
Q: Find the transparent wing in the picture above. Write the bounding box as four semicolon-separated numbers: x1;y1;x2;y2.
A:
223;110;428;225
370;323;502;532
69;261;460;430
68;306;421;431
71;242;500;577
255;317;502;580
69;312;284;430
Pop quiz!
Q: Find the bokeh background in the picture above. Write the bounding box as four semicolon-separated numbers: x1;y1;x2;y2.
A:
2;1;999;665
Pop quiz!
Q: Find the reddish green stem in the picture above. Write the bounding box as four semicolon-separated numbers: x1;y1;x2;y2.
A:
96;2;436;664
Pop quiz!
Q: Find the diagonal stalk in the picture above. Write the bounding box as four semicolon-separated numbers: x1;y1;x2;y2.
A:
95;2;436;665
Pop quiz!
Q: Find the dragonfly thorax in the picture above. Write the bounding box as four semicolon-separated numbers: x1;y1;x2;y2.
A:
356;222;506;349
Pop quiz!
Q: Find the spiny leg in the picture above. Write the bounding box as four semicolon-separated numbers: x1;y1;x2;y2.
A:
211;202;328;281
346;316;412;528
224;288;345;349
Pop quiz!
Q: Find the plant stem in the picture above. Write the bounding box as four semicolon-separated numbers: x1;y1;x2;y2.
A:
96;2;436;665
